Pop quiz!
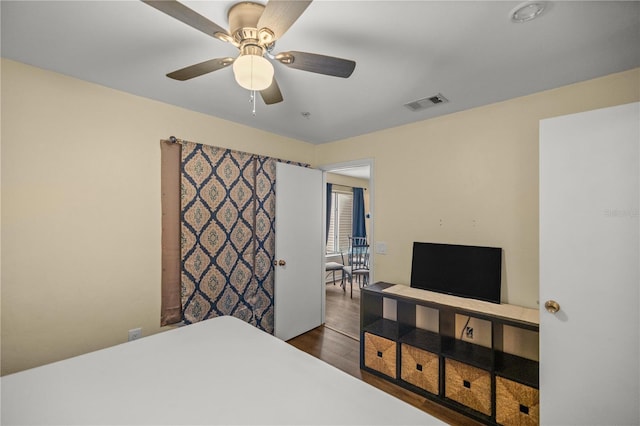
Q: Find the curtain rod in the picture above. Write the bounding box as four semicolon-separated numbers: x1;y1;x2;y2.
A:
163;137;311;169
331;184;367;191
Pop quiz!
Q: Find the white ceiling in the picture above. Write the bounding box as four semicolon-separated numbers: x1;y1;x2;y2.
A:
2;1;639;145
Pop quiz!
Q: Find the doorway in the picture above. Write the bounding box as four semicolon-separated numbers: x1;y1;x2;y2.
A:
320;160;373;340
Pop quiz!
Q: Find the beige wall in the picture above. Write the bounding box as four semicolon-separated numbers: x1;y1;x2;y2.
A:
316;68;640;310
0;59;315;375
326;172;368;190
2;58;638;375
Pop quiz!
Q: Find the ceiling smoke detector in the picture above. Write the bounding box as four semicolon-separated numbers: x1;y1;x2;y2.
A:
510;1;546;23
404;94;449;112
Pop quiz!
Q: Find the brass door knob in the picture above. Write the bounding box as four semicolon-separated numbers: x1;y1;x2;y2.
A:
278;259;286;266
544;300;560;314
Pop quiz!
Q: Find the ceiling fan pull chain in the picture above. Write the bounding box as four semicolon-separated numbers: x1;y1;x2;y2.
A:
251;90;257;116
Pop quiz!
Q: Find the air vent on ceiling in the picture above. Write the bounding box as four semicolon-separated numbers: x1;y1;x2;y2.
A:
404;93;449;112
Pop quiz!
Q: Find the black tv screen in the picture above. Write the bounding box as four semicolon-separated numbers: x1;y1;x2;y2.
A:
410;242;502;304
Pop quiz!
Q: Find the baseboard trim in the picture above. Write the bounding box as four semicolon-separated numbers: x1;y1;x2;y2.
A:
324;324;359;342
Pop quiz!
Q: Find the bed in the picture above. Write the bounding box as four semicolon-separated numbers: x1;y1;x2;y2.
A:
1;316;445;425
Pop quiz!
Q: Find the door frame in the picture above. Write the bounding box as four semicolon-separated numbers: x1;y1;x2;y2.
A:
319;158;375;320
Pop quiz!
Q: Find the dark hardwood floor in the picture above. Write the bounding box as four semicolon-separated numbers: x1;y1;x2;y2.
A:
324;279;360;339
287;280;483;426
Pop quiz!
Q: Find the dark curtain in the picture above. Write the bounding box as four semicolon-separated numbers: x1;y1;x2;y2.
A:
326;183;332;244
352;187;366;239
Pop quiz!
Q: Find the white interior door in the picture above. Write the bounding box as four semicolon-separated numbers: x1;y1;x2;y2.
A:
539;102;639;425
274;163;323;341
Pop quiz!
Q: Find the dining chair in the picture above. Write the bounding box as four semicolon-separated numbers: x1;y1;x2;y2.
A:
325;260;344;287
342;237;370;298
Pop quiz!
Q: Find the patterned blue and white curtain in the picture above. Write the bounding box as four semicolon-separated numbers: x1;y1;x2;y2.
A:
180;141;307;334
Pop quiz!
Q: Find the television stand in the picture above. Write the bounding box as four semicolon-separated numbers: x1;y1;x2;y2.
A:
361;282;539;426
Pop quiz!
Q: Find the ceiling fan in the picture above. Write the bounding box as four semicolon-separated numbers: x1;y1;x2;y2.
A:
142;0;356;106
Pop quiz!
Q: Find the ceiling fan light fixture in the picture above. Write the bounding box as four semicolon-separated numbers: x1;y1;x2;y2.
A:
233;53;274;91
143;0;356;105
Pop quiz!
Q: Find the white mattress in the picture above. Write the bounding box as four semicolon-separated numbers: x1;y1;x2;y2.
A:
1;316;445;425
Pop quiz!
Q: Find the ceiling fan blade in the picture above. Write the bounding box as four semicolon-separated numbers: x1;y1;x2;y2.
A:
166;58;234;81
257;0;313;40
260;78;284;105
275;51;356;78
142;0;230;41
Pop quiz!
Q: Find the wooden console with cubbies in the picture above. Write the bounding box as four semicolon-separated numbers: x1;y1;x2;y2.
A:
361;282;539;426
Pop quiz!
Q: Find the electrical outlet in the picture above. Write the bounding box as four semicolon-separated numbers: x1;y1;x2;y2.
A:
128;328;142;341
465;326;474;339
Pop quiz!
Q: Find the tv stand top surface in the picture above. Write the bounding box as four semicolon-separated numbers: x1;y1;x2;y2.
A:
372;282;539;328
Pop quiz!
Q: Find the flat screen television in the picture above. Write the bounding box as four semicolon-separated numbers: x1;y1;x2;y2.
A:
410;242;502;304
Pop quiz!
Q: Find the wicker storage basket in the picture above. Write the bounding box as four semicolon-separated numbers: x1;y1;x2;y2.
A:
496;376;539;426
445;358;492;416
400;344;439;395
364;332;397;378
